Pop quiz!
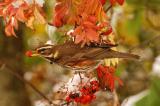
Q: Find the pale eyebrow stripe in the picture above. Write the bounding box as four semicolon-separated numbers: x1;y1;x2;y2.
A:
37;46;52;51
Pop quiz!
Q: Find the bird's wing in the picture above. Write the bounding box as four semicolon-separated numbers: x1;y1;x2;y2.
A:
83;49;140;60
55;42;139;61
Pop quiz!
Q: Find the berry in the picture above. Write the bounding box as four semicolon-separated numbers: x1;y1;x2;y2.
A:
92;85;99;91
25;50;32;57
90;81;98;85
84;95;92;102
74;98;80;103
80;96;88;104
65;96;71;102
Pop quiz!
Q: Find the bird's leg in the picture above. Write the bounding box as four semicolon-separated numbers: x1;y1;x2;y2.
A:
71;75;75;83
78;72;83;84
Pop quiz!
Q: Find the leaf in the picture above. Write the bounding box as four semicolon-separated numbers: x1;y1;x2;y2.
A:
53;0;107;27
72;18;99;44
96;65;123;91
16;7;27;22
25;16;35;29
5;23;16;36
110;0;125;5
99;0;106;5
0;0;46;36
34;7;46;24
116;0;125;5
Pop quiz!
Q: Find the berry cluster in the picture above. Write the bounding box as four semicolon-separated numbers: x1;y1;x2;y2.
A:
65;80;99;104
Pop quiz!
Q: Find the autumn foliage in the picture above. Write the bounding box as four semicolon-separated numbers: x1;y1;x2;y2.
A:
0;0;124;45
0;0;46;36
1;0;126;105
96;65;123;91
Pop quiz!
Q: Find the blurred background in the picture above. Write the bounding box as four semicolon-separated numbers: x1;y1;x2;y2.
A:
0;0;160;106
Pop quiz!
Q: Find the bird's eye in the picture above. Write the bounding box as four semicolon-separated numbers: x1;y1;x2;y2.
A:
37;48;46;54
38;48;52;55
36;45;52;55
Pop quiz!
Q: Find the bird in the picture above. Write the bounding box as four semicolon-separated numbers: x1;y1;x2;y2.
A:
26;41;140;71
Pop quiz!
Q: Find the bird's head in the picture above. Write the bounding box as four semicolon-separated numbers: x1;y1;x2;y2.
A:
26;44;54;59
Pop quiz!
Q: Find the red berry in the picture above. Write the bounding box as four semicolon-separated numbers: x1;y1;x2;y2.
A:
92;86;99;91
80;96;88;104
25;50;32;57
84;95;92;102
74;98;80;103
65;96;71;102
90;81;97;85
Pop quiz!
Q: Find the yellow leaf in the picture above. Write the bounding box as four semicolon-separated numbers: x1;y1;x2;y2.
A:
34;7;46;24
26;16;35;29
104;58;119;66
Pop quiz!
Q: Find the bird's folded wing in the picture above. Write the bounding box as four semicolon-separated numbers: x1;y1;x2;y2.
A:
83;49;140;60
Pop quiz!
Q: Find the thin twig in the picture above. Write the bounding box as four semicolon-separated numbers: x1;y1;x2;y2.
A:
0;63;54;105
105;5;112;13
78;72;83;84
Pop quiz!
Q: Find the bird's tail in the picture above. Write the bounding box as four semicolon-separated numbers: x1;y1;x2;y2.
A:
95;49;140;60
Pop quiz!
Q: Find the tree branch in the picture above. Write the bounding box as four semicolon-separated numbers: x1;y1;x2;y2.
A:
105;5;112;13
0;63;55;105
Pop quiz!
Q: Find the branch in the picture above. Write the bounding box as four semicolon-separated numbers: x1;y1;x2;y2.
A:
0;63;55;106
105;5;112;13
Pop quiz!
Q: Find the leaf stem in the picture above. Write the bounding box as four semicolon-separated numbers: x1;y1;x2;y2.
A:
105;5;112;13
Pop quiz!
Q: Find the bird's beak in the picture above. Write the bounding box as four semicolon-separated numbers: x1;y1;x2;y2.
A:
31;50;40;56
31;53;40;56
25;50;41;57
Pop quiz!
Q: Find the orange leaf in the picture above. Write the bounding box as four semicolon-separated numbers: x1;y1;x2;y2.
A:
53;0;107;27
16;8;27;22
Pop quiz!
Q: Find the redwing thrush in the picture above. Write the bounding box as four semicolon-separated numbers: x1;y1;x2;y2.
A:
28;41;139;71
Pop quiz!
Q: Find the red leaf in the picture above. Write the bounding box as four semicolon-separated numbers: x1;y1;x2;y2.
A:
0;0;46;36
53;0;107;27
116;0;124;5
99;0;106;5
103;27;112;36
110;0;124;5
110;0;116;5
72;17;99;45
96;65;123;91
